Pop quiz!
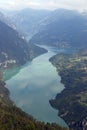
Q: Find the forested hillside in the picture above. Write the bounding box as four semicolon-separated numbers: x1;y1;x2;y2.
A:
50;49;87;130
0;19;47;69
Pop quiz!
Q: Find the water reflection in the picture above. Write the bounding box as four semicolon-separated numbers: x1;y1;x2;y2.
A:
6;46;69;126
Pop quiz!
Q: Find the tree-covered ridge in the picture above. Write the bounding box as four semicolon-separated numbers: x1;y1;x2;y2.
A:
0;72;67;130
49;50;87;130
0;19;47;69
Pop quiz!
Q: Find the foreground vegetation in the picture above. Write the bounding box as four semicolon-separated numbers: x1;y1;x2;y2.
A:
49;49;87;130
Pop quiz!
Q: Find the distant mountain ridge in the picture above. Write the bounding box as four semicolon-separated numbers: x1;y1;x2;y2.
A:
6;8;51;39
4;8;87;48
30;9;87;48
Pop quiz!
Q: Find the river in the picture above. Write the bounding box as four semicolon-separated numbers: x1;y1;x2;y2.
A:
6;45;73;127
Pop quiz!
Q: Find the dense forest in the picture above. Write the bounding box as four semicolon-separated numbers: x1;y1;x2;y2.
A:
49;49;87;130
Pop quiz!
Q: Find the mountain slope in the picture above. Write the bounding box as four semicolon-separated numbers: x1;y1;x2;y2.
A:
49;49;87;130
8;8;51;39
0;20;47;69
30;9;87;48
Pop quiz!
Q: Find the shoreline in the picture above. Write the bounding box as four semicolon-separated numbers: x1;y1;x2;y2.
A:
3;45;48;81
0;78;68;130
6;47;65;125
49;53;87;130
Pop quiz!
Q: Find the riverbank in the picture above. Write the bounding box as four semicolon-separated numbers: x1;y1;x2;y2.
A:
2;45;47;81
49;51;87;130
1;46;68;130
6;46;69;127
0;77;68;130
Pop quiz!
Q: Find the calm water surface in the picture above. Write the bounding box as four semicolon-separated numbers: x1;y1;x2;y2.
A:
6;46;72;126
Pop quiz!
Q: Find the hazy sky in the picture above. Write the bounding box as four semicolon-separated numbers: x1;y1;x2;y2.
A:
0;0;87;11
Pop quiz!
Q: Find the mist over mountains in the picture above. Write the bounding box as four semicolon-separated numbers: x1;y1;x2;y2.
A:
4;8;51;39
0;8;87;69
0;11;47;69
0;7;87;130
2;8;87;48
29;9;87;48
